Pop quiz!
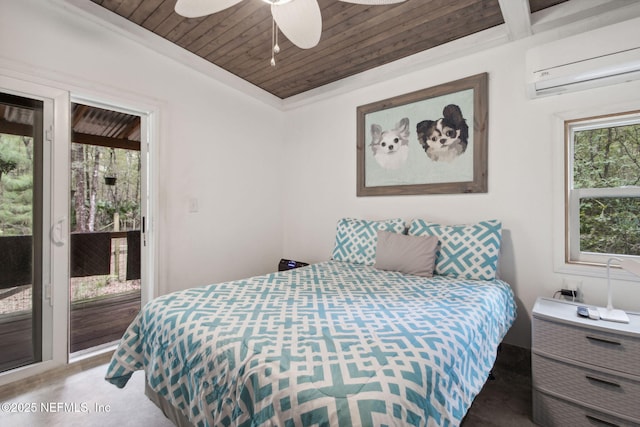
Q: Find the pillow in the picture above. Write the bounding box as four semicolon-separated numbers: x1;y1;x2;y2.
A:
331;218;405;265
374;231;439;277
408;219;502;280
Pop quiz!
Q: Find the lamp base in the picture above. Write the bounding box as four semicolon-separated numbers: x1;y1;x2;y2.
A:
597;307;630;323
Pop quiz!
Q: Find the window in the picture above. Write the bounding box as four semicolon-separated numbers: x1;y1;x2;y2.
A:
566;111;640;265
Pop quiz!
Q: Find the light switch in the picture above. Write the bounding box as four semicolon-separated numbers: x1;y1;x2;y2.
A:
188;197;199;213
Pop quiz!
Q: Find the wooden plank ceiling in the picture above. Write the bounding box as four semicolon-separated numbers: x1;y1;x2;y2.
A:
94;0;565;99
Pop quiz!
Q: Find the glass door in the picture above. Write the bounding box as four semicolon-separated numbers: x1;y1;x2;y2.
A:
0;76;152;377
68;102;143;356
0;92;46;372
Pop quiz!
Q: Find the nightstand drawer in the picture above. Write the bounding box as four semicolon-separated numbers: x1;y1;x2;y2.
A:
533;353;640;419
533;317;640;376
533;390;640;427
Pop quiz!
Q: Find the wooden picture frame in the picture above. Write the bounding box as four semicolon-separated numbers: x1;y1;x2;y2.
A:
356;73;488;196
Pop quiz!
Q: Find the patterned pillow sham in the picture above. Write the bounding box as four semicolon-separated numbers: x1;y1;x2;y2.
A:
332;218;405;265
408;219;502;280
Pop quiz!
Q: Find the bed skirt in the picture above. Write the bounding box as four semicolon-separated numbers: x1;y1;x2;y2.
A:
145;378;194;427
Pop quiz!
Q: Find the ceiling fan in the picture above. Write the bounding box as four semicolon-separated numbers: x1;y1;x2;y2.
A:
175;0;406;56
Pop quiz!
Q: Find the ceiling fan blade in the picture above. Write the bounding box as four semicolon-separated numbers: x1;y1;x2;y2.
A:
339;0;405;4
174;0;243;18
272;0;322;49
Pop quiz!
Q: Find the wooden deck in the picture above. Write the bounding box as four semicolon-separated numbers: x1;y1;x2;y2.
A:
0;292;139;372
0;311;34;372
69;291;140;353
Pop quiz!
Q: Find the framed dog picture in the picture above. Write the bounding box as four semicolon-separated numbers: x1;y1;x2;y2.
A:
356;73;488;196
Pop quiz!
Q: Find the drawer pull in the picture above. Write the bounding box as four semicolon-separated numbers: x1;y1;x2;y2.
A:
586;335;622;346
585;414;619;427
585;375;621;388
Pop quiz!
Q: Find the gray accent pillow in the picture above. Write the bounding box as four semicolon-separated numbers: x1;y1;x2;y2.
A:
374;231;439;277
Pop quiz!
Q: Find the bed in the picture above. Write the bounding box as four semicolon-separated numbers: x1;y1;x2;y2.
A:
106;218;516;427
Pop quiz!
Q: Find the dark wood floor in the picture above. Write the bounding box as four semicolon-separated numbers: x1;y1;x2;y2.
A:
0;292;139;372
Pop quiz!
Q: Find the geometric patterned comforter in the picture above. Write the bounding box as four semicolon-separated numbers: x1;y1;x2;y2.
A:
105;261;516;427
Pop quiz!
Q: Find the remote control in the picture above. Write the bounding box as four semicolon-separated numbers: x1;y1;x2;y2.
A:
577;306;600;320
577;306;589;318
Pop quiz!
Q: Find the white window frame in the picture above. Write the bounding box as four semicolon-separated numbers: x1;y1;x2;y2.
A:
565;112;640;266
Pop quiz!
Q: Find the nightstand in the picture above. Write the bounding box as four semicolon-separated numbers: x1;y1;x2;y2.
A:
532;297;640;426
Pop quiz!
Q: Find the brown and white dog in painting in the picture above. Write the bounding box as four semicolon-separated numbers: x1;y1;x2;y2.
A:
416;104;468;162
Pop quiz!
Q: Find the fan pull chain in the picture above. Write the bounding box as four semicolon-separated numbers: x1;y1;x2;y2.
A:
270;16;280;67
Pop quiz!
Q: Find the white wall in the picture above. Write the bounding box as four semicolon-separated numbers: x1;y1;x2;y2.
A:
281;20;640;348
0;0;285;295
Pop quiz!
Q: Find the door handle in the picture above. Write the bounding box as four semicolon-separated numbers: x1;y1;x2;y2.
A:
51;217;66;246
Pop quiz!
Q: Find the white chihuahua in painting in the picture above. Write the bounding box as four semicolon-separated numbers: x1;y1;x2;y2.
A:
370;117;410;170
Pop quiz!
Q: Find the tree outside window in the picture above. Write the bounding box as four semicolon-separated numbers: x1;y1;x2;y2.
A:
567;112;640;265
0;134;32;237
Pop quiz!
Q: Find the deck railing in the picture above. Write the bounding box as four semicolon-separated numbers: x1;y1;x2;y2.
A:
0;230;140;315
0;231;142;361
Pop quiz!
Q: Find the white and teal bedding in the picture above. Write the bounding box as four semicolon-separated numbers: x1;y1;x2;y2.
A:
106;260;516;427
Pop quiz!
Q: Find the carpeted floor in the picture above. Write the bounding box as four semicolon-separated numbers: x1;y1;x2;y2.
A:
0;344;534;426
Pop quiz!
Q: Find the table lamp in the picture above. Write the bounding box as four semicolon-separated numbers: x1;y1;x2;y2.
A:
597;257;640;323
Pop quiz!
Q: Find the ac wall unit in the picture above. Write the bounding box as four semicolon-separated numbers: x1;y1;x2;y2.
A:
526;18;640;98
